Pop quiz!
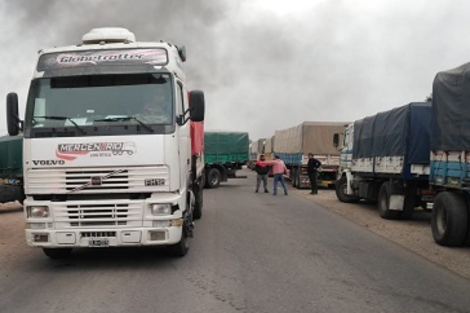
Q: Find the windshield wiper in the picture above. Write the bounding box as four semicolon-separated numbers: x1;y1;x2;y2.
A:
94;116;154;133
34;115;86;134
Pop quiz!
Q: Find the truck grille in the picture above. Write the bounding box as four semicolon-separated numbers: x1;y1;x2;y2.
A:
53;201;142;227
27;166;169;194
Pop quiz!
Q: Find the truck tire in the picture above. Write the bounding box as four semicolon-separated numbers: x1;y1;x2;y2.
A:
207;168;221;188
193;183;203;220
201;173;207;189
432;192;468;247
167;227;190;257
43;248;73;259
378;182;400;220
335;176;358;203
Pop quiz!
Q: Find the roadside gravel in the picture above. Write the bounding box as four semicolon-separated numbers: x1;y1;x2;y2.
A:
291;187;470;280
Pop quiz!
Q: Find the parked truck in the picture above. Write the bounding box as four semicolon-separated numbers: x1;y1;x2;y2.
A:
429;62;470;247
274;122;347;189
204;131;249;188
264;136;275;161
248;137;265;170
0;135;24;204
333;102;432;220
6;27;205;258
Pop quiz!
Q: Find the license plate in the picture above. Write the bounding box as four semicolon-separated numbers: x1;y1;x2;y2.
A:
89;238;109;247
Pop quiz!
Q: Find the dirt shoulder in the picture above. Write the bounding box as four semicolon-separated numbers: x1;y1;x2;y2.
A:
291;187;470;280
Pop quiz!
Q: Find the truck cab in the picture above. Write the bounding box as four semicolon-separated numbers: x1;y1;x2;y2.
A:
6;27;205;258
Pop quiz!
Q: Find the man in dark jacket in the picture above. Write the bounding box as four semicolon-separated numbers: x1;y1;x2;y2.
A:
307;153;321;195
254;155;270;193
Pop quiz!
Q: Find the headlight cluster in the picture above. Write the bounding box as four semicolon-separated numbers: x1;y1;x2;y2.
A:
27;206;49;218
149;203;172;215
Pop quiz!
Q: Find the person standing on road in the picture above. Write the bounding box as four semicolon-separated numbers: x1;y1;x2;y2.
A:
307;153;322;195
271;155;288;196
254;154;270;193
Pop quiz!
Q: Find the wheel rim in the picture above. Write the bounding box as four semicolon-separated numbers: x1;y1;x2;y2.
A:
341;182;348;196
436;205;447;235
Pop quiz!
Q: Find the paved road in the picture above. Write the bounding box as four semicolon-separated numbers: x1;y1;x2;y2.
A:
1;176;470;313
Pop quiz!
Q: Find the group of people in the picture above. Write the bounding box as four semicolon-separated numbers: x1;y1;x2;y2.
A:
254;153;322;195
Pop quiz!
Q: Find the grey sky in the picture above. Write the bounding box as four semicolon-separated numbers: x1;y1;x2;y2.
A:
0;0;468;141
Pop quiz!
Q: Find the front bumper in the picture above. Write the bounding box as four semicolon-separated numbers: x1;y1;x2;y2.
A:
25;224;183;248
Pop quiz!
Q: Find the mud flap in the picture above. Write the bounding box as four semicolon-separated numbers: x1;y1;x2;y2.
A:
389;195;405;211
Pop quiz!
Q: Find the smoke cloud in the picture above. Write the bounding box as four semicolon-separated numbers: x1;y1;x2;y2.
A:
1;0;469;141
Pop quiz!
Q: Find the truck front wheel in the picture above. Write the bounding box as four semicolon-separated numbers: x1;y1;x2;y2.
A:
335;176;358;203
43;248;73;259
207;168;221;188
167;227;190;257
432;192;468;247
378;182;400;220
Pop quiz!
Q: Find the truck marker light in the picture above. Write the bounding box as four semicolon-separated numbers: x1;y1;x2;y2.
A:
149;231;166;241
171;219;184;227
33;234;49;243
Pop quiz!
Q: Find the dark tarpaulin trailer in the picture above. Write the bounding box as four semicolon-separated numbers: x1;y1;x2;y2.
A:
353;102;431;166
431;62;470;150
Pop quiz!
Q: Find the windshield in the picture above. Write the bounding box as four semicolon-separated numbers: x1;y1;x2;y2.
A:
24;73;174;137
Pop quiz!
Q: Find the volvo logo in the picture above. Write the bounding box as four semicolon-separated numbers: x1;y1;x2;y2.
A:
32;159;66;166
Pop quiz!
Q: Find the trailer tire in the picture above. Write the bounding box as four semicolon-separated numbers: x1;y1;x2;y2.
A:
432;192;468;247
43;248;72;259
206;168;221;188
378;182;400;220
335;176;359;203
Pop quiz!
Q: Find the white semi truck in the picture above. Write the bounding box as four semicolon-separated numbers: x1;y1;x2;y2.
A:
6;27;205;258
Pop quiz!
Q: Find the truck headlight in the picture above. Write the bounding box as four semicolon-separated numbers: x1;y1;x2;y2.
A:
27;206;49;218
150;204;172;215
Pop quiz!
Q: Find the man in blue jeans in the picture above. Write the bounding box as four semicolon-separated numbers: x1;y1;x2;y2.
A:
271;155;288;196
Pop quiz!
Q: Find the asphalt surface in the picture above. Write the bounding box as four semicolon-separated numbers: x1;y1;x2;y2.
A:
1;174;470;313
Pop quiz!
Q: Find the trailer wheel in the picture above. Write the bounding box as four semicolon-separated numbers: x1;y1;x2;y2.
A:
207;168;221;188
378;182;400;220
43;248;72;259
432;192;468;247
335;176;359;203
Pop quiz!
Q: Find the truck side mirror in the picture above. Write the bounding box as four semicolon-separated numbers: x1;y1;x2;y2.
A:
189;90;205;122
333;133;339;148
7;92;21;136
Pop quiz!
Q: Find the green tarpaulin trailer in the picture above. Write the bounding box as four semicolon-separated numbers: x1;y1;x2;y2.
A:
0;135;24;203
204;131;249;188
